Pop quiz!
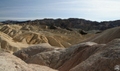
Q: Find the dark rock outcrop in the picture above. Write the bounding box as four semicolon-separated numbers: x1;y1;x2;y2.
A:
2;18;120;31
79;30;87;35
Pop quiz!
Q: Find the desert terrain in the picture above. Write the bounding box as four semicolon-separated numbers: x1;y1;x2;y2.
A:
0;19;120;71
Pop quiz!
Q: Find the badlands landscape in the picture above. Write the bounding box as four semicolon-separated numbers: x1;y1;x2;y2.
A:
0;18;120;71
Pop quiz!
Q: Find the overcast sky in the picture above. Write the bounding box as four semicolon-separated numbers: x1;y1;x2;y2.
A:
0;0;120;21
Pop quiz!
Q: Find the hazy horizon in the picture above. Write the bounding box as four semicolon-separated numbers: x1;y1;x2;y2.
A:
0;0;120;22
1;17;120;23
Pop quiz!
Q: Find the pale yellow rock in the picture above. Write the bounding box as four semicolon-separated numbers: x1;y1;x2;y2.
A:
0;31;29;52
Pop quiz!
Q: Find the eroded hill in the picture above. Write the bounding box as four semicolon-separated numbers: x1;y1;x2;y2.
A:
0;23;94;52
1;20;120;71
13;39;120;71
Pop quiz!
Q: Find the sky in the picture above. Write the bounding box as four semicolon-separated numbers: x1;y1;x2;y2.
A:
0;0;120;21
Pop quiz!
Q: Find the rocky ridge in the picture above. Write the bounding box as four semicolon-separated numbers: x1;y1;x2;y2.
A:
0;24;88;52
14;39;120;71
2;18;120;31
91;27;120;44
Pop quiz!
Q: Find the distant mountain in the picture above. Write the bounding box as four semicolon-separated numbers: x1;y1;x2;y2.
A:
2;18;120;31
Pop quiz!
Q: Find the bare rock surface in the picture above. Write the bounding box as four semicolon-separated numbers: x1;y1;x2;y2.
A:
0;31;29;52
70;39;120;71
58;43;105;71
14;39;120;71
13;43;56;60
1;20;120;71
13;42;98;69
0;24;88;48
0;25;22;37
91;27;120;44
13;32;48;44
0;52;58;71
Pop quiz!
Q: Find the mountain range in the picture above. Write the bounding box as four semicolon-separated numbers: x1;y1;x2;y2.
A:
2;18;120;31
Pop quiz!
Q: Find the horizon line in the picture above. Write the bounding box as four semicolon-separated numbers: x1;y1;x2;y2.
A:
0;17;120;22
